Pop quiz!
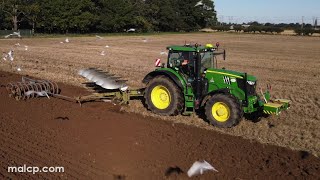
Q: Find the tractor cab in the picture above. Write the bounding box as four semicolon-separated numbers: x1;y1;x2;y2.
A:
166;44;224;80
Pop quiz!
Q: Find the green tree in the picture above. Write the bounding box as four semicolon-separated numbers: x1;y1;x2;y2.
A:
193;0;217;28
233;25;243;32
145;0;179;32
248;21;261;26
0;0;27;31
274;27;284;34
130;1;152;32
23;0;40;34
0;9;8;29
247;25;262;33
1;0;218;33
97;0;137;32
145;0;217;32
38;0;97;33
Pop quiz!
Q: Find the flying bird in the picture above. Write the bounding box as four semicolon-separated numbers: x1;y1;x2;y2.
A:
194;1;212;10
160;51;168;55
195;0;203;7
203;4;212;10
7;50;14;61
4;31;21;38
100;51;106;56
187;160;217;177
13;31;21;37
2;50;14;61
96;35;103;39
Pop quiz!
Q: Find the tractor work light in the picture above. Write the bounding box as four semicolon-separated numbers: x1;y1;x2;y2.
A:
205;44;213;48
247;81;256;85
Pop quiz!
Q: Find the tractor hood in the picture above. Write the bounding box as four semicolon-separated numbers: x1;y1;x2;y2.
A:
206;69;257;81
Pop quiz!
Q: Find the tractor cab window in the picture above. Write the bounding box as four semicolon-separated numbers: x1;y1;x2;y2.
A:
168;51;195;78
200;52;214;71
168;51;195;68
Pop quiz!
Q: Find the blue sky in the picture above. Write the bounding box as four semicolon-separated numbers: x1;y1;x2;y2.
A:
214;0;320;24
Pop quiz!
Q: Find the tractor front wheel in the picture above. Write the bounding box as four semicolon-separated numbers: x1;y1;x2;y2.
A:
144;75;184;116
205;94;242;128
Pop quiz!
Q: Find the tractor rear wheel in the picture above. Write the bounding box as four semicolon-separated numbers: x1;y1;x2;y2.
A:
144;75;184;116
205;94;242;128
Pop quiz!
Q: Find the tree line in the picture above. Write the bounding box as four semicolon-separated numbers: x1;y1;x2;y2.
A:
212;21;320;36
0;0;217;34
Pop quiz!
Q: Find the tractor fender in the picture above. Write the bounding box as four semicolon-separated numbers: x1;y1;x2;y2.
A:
142;70;184;90
201;88;230;107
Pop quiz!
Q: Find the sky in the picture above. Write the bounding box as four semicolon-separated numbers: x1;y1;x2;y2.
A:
214;0;320;24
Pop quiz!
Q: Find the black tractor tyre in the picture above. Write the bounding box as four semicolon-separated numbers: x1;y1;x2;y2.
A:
205;94;242;128
144;75;184;116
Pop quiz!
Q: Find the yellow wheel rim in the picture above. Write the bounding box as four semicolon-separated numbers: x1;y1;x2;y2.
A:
151;85;171;110
212;102;230;122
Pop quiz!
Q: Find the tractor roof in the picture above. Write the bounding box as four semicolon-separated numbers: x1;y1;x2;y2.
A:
167;44;217;52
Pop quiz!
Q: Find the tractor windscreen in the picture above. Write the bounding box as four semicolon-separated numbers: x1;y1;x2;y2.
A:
168;51;195;67
200;52;214;70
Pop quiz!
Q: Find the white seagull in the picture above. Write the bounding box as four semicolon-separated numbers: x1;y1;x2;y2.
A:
96;35;103;39
4;31;21;38
187;160;217;177
195;0;203;7
160;51;168;55
8;50;14;61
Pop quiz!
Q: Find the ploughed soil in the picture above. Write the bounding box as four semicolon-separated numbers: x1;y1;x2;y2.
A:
1;34;320;156
0;72;319;179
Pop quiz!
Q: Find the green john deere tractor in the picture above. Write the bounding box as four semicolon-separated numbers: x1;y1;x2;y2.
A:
142;43;290;128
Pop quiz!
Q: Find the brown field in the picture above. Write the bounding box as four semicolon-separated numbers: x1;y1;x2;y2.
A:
0;71;319;179
0;33;320;178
